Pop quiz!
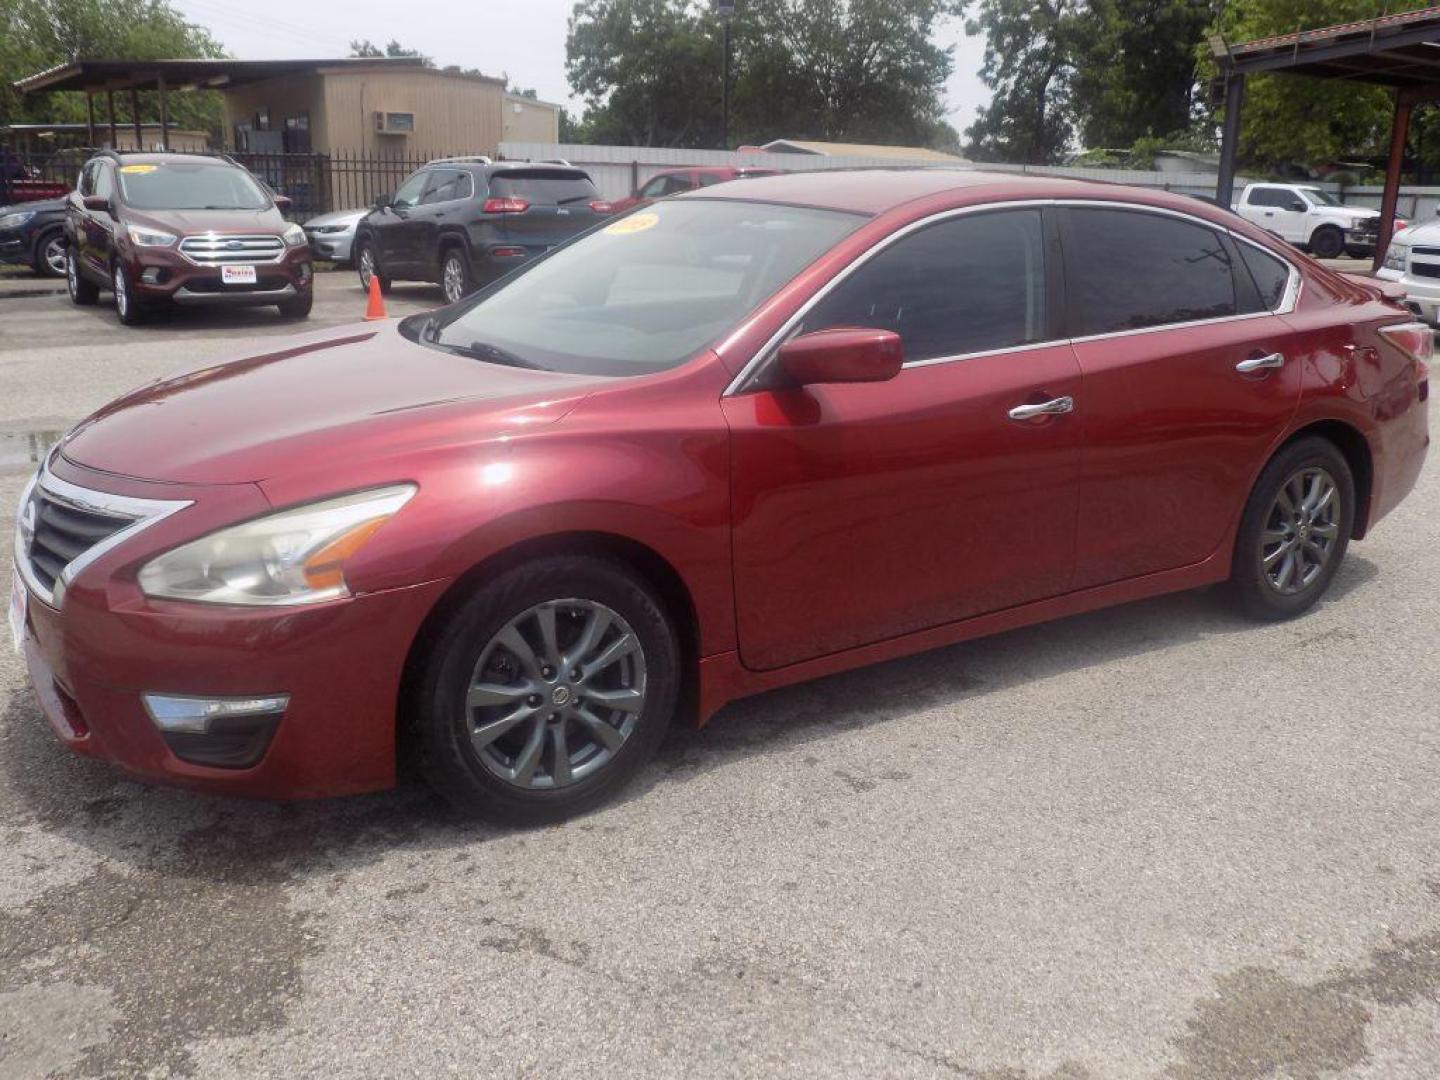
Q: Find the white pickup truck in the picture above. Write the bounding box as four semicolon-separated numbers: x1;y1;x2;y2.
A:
1231;183;1393;259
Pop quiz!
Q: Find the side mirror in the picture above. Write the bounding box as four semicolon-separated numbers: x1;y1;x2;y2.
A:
1288;200;1307;212
778;327;903;387
272;193;292;211
82;194;110;213
373;193;392;210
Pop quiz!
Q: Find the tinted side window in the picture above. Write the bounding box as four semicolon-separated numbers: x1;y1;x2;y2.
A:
1248;188;1285;208
1237;241;1291;311
800;209;1048;362
78;162;95;196
420;169;465;204
93;165;114;201
392;171;429;208
1063;209;1236;335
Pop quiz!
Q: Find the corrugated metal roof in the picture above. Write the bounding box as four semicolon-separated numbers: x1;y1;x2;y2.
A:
1214;6;1440;86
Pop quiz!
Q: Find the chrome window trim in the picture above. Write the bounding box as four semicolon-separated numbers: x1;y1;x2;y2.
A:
13;455;192;610
722;197;1303;396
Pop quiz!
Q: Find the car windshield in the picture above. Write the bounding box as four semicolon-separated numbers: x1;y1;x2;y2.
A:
116;161;271;210
1303;188;1343;207
405;199;864;377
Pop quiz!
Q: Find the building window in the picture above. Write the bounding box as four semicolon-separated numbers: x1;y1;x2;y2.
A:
283;112;310;153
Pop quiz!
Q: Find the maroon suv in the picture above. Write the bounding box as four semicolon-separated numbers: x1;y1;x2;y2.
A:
65;152;313;325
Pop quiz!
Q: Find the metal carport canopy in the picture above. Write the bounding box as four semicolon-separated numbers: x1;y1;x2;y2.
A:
12;57;426;152
1211;6;1440;269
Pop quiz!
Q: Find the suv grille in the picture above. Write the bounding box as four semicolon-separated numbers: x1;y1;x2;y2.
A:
179;235;285;265
26;490;134;594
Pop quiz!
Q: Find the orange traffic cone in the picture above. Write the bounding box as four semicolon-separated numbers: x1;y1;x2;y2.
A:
363;274;387;321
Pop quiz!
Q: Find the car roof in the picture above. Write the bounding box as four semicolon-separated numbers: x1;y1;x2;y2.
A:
92;152;235;169
679;167;1238;221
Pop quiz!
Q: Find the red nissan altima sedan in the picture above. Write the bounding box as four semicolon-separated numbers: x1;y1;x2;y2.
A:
10;170;1431;823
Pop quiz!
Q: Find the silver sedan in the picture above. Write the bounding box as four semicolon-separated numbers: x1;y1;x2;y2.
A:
302;208;369;264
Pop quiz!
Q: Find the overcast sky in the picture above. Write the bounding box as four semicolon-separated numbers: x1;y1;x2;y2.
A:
168;0;990;139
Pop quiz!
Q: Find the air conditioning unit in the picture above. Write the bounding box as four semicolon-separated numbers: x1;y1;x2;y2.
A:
373;111;416;135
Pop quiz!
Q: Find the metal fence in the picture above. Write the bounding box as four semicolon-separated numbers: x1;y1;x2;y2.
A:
9;147;468;220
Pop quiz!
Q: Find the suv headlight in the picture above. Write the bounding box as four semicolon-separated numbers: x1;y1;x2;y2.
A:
0;210;36;230
1382;242;1410;272
137;485;416;606
282;222;307;247
128;225;178;247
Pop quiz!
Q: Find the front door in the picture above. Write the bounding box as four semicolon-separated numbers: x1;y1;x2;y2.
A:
376;170;430;275
1058;206;1304;588
724;208;1083;671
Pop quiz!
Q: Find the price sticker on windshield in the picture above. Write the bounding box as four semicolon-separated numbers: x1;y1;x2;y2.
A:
604;212;659;236
119;164;158;174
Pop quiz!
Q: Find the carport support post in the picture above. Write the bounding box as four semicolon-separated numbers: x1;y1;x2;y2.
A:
157;73;170;151
1376;94;1413;271
106;91;117;149
1215;73;1245;209
85;95;96;147
130;88;142;149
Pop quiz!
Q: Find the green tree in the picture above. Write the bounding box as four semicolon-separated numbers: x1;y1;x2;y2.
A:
565;0;963;150
1200;1;1435;171
2;0;225;136
348;39;428;61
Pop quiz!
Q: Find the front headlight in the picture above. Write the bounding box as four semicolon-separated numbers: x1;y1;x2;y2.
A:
128;225;177;247
0;210;36;231
137;485;416;606
1383;243;1410;272
282;222;307;247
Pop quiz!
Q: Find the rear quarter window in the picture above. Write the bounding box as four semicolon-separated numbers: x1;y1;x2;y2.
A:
489;170;597;205
1236;242;1292;311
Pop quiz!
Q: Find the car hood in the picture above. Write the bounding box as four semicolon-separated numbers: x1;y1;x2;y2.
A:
1;196;65;215
1391;220;1440;246
60;321;597;486
1325;205;1379;220
303;208;368;228
123;207;288;235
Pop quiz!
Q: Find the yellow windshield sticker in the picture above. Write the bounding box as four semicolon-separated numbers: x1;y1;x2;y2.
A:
119;164;157;174
604;212;658;236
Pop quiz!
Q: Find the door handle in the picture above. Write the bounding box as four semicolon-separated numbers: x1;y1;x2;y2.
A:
1008;396;1074;421
1236;352;1285;374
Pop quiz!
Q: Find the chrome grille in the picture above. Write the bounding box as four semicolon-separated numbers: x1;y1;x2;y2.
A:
178;234;285;265
26;491;134;594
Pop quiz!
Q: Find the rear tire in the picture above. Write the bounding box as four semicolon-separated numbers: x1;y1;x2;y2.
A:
440;247;471;304
411;555;680;825
356;241;391;294
277;292;313;318
66;248;98;305
1310;225;1344;260
1230;437;1355;621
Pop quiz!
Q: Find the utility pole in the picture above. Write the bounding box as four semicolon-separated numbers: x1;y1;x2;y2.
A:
716;0;736;150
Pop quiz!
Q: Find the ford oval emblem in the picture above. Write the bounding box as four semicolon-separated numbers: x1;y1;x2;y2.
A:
225;240;244;250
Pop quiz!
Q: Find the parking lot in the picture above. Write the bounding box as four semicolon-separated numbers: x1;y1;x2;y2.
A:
1;264;1438;1079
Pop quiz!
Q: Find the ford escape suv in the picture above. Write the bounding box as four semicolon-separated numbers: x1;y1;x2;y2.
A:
353;158;611;303
65;151;313;325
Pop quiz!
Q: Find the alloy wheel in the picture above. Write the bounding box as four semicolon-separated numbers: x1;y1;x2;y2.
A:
1261;465;1341;595
465;599;647;790
66;251;78;299
358;247;375;288
443;255;465;303
43;235;66;276
113;266;128;318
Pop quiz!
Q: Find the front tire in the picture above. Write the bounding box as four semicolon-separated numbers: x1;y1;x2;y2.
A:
356;241;391;294
67;248;98;305
1230;437;1355;621
32;230;66;278
1310;225;1344;260
112;262;146;325
277;291;313;318
412;555;680;825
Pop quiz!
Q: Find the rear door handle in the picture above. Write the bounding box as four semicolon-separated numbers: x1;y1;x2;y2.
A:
1236;352;1285;373
1008;396;1074;421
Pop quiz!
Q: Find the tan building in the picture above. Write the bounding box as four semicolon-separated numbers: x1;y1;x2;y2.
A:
502;93;563;144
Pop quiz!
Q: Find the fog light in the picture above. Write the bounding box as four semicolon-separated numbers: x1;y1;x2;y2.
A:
140;267;163;285
297;262;312;284
142;693;288;769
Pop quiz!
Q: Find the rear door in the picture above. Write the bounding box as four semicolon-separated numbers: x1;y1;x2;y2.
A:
1059;205;1304;589
1244;186;1310;243
488;169;604;255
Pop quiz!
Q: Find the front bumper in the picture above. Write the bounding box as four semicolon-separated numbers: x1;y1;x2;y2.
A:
14;456;447;799
125;241;313;308
306;230;354;262
0;230;30;264
1375;266;1440;324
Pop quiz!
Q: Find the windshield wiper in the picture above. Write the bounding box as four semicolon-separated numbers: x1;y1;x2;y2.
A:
437;339;549;370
